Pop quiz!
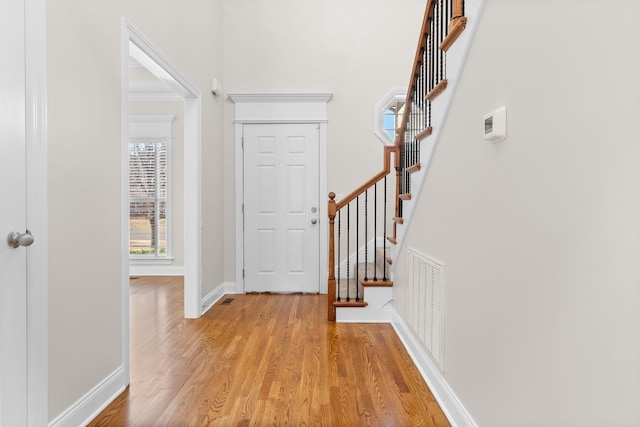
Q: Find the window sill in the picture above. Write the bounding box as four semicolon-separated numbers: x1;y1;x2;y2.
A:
129;256;174;265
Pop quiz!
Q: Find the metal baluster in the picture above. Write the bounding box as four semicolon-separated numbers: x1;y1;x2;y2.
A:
438;0;442;81
346;203;350;302
428;28;432;126
337;209;341;301
423;46;428;129
364;190;368;281
373;182;378;282
421;60;426;130
355;197;359;301
446;0;451;33
383;176;388;281
444;0;448;78
429;16;434;90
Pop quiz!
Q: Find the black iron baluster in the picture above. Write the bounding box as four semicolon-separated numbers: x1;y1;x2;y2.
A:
337;209;341;301
355;196;359;302
439;0;444;83
364;190;368;281
373;182;378;282
346;203;350;302
429;12;434;90
383;176;388;281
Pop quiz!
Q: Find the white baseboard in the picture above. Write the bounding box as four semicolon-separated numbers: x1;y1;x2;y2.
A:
49;366;127;427
201;282;239;315
129;264;184;276
391;309;477;427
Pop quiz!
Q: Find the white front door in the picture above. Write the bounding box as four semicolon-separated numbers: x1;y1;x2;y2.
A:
243;123;320;293
0;0;28;424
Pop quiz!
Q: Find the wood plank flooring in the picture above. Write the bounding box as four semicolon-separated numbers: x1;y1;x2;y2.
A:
89;276;450;426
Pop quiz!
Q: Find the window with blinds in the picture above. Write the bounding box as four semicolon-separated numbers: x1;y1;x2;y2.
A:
129;140;169;257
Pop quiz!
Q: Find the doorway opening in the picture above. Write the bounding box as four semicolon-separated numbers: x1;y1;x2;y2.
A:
121;20;203;383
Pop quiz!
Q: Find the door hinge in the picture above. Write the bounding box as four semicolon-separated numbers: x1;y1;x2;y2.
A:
242;203;244;214
241;136;244;148
242;269;245;278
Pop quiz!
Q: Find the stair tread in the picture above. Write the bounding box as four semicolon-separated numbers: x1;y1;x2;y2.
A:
360;279;393;287
426;79;448;101
333;300;368;308
407;163;422;174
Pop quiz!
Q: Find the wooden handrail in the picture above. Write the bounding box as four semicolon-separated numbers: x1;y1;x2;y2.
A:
335;145;395;210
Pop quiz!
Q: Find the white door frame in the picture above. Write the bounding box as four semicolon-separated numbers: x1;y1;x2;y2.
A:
25;0;48;424
229;93;332;294
121;20;203;380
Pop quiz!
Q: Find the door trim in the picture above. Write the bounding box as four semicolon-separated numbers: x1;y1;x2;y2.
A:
229;93;332;294
121;20;203;388
25;0;48;424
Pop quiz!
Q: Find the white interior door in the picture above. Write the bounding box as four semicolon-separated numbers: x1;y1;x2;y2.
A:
0;0;28;424
244;123;320;293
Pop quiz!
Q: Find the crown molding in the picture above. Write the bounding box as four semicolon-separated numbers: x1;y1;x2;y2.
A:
228;93;333;104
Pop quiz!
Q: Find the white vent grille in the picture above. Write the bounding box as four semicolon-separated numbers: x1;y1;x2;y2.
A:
407;248;444;370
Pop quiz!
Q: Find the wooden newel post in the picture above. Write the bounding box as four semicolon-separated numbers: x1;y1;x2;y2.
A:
327;192;337;321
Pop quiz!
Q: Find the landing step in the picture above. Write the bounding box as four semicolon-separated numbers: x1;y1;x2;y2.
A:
361;279;393;287
333;300;368;308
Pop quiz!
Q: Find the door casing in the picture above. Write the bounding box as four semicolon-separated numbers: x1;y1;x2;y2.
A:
229;93;332;294
242;123;320;293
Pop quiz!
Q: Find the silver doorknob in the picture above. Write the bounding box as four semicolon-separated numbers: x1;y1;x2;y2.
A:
7;230;34;248
311;219;317;225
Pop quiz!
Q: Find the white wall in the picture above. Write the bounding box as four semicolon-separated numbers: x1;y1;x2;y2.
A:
221;0;426;283
393;0;640;425
47;0;223;419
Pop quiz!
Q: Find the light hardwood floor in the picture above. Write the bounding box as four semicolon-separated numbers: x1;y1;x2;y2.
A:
89;276;450;426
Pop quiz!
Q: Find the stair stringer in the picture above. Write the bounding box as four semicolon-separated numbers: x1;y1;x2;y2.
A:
391;0;485;266
336;287;393;323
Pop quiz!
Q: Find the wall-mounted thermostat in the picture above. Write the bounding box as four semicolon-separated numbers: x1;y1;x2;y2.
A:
483;106;506;143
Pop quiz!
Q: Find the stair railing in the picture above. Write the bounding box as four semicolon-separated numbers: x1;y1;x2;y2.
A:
327;0;466;321
328;146;395;320
394;0;467;234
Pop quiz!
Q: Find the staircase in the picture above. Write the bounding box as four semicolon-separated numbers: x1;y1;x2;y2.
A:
327;0;469;321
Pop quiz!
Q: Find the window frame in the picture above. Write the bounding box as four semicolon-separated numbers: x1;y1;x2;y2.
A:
128;115;175;263
373;88;407;146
